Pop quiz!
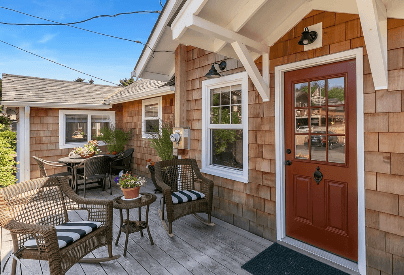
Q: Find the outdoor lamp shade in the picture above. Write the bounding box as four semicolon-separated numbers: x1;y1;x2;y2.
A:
205;64;221;78
298;27;318;45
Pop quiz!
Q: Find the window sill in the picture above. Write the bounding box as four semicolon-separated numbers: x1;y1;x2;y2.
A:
201;165;248;183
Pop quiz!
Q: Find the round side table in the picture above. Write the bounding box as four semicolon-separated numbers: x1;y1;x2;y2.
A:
113;193;157;256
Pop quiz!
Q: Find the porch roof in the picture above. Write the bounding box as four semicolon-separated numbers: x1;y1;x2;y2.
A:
1;73;121;109
104;78;175;105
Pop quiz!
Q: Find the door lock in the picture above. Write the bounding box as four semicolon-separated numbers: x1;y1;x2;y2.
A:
285;160;292;166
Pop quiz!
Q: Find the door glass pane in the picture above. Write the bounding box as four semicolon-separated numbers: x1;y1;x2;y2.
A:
328;77;345;105
328;106;345;135
310;80;326;106
91;115;110;140
65;115;87;143
296;135;309;159
329;136;345;163
211;129;243;169
145;103;158;117
310;134;326;161
295;109;310;133
295;82;309;107
311;107;326;133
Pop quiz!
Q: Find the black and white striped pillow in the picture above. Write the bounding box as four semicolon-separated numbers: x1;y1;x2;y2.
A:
171;190;205;204
24;221;102;249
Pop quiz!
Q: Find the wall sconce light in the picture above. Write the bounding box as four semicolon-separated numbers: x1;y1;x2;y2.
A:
298;27;318;45
205;61;227;79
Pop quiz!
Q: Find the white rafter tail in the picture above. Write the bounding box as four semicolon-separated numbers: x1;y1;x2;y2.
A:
356;0;388;90
232;41;270;102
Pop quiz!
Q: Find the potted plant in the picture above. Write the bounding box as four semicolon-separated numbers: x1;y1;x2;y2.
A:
95;126;131;154
146;122;176;192
69;140;101;159
115;171;147;199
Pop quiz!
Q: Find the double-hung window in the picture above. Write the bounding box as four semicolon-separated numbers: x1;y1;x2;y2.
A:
142;97;162;138
59;110;115;148
202;72;249;183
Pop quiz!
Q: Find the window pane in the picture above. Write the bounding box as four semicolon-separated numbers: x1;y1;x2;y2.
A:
328;136;345;163
221;87;230;105
295;109;309;133
296;135;309;159
310;80;326;106
211;129;243;169
231;105;242;124
66;115;87;143
211;107;220;124
231;85;242;104
91;115;110;140
328;106;345;135
328;77;345;105
211;88;220;106
145;103;158;117
145;119;159;134
220;106;230;124
295;82;308;107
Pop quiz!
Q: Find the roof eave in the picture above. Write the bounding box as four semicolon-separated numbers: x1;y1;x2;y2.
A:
106;85;175;105
0;101;113;109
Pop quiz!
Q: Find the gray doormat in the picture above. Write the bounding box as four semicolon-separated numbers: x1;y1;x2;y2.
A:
241;243;349;275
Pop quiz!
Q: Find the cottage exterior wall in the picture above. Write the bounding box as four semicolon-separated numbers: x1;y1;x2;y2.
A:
29;105;122;178
174;10;404;274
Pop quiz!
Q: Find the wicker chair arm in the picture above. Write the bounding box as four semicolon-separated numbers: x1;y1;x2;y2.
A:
3;220;54;235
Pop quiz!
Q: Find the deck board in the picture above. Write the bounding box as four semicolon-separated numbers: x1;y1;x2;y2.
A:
0;179;273;274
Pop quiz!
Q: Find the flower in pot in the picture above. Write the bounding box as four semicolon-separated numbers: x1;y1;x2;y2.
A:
69;140;101;158
94;126;131;154
115;171;147;199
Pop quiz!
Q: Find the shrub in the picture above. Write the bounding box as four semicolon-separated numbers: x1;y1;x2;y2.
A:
149;121;174;161
0;124;17;187
94;126;131;153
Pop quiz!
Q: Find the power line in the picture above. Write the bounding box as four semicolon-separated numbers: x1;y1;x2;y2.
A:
0;10;160;25
0;39;117;85
0;6;147;46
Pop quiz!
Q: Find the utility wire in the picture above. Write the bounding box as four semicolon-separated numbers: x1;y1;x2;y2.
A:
0;6;147;46
0;39;117;85
0;10;160;25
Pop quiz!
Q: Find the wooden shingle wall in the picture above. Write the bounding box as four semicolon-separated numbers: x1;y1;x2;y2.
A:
29;105;122;179
118;94;175;176
178;10;404;274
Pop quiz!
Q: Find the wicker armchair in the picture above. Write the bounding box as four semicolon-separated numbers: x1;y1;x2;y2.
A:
110;148;134;173
154;159;214;237
0;177;119;275
75;155;111;197
33;156;72;179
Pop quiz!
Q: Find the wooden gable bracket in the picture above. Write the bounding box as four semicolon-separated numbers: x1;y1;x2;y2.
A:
356;0;388;90
173;15;270;101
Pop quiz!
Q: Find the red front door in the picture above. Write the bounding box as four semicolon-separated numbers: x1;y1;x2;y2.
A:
285;60;358;261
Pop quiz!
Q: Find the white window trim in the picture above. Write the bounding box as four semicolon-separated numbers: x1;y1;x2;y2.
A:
142;97;162;139
201;72;249;183
59;110;115;149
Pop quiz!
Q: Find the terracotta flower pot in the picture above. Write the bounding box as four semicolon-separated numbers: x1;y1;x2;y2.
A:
121;186;140;199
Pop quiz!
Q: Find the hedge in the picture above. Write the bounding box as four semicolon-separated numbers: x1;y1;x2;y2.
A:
0;125;17;187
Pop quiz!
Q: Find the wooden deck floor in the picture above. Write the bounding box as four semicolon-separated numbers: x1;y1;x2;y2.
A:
1;179;273;275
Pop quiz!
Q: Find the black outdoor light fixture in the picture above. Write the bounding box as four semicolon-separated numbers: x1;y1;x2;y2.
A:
205;61;227;79
298;27;318;45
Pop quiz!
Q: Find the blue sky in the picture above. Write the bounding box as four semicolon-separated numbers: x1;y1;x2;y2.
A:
0;0;163;85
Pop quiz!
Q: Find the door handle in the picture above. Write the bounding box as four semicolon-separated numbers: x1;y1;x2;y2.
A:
285;160;292;166
313;166;323;185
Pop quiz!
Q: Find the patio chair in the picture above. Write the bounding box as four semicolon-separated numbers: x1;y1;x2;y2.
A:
75;155;111;197
33;156;73;179
110;148;134;174
154;159;214;237
0;176;119;275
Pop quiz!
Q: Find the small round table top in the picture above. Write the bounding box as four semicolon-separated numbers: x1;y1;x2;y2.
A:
113;193;157;209
58;154;117;164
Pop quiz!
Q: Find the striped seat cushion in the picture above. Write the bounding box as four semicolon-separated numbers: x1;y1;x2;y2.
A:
24;221;102;249
171;190;205;204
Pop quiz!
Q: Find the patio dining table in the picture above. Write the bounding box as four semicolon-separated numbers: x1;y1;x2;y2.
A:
59;154;117;192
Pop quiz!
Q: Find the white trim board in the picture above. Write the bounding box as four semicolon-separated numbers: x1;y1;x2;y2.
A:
274;48;365;274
